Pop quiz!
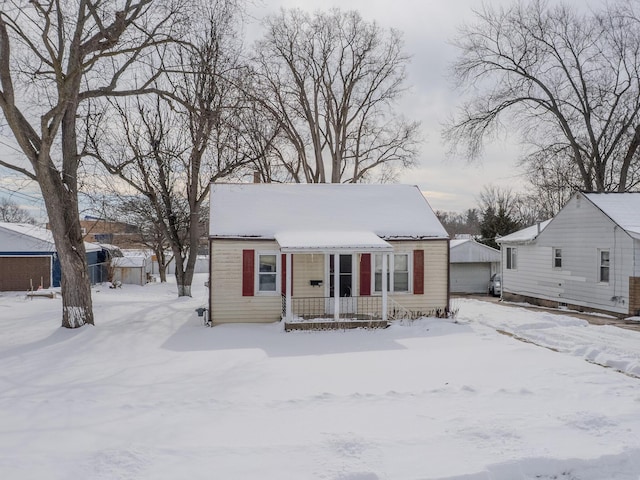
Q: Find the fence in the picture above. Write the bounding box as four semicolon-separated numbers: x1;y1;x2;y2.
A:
281;295;430;321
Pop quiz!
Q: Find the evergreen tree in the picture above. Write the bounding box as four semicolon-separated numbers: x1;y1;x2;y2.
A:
479;206;520;249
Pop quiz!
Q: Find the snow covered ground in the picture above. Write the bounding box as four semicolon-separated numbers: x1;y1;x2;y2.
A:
1;275;640;480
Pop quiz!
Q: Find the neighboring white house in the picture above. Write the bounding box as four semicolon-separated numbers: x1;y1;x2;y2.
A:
449;238;500;294
208;183;450;326
497;192;640;317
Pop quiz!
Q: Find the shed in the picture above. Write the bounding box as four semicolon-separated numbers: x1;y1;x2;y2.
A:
0;222;101;291
209;183;450;327
449;238;501;294
111;253;152;286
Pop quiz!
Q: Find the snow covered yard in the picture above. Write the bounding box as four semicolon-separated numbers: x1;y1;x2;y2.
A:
1;275;640;480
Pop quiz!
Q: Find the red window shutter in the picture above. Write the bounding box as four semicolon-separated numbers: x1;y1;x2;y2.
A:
281;254;293;296
242;249;254;296
360;253;371;296
413;249;424;295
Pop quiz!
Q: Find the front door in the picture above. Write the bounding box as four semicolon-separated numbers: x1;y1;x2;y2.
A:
326;254;356;315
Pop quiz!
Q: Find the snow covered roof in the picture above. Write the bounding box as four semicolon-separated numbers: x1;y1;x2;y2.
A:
450;238;500;263
585;193;640;239
496;219;552;244
450;239;469;248
112;256;147;268
275;230;393;253
209;183;448;242
0;222;101;253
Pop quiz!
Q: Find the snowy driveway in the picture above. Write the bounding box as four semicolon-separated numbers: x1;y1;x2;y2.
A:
458;298;640;378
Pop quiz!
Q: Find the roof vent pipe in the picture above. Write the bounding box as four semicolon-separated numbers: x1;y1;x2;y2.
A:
537;222;541;235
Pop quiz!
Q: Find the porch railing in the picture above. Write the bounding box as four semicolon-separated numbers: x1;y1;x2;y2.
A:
282;295;384;320
282;295;430;321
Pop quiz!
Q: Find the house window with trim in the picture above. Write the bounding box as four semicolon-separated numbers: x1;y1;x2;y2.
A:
257;253;278;292
506;247;517;270
599;249;610;283
553;248;562;269
374;253;410;293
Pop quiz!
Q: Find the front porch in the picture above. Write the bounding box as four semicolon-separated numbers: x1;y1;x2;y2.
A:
276;230;395;329
281;294;422;331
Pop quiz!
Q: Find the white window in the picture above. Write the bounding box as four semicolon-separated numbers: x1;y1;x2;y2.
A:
553;248;562;269
599;249;610;283
373;253;410;293
506;247;517;270
257;252;278;293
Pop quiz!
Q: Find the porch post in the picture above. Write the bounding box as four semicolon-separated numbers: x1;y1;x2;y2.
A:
382;252;388;321
286;252;292;322
333;253;340;321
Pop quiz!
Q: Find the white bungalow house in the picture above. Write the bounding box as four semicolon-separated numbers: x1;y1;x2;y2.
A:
497;192;640;317
449;238;500;294
208;183;450;327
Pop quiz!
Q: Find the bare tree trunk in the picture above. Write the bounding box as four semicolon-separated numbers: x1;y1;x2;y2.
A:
619;125;640;192
154;247;168;283
0;1;184;327
172;247;192;297
38;158;94;327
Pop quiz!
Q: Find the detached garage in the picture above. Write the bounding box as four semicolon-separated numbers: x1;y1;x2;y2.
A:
450;239;500;294
0;222;101;292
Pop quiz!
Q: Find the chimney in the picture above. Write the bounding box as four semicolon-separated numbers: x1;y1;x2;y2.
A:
253;171;261;183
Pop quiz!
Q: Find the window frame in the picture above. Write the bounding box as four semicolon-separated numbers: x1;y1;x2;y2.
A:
506;247;517;270
553;248;562;269
255;251;280;295
598;249;610;284
372;252;412;294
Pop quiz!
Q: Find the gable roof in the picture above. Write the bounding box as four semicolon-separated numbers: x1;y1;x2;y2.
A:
584;192;640;239
450;238;500;263
0;222;101;253
209;183;448;241
496;219;552;244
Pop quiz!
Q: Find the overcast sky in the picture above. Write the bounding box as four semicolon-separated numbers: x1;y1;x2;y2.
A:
247;0;529;213
1;0;573;220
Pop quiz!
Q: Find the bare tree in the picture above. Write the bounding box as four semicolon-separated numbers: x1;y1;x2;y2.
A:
476;183;554;249
445;0;640;194
478;185;521;219
521;148;578;217
0;197;37;224
0;1;183;327
435;209;481;237
253;8;421;183
90;0;254;296
94;193;173;282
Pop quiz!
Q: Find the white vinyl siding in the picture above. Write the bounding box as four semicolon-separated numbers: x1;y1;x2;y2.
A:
500;193;633;315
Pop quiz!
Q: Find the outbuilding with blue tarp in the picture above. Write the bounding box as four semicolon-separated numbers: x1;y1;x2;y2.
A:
0;222;103;291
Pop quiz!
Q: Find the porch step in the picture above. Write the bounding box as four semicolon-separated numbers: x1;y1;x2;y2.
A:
284;319;389;332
